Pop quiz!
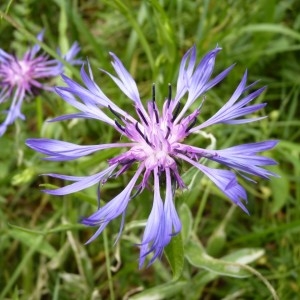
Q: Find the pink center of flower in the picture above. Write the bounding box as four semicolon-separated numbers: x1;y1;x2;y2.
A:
8;60;31;86
108;85;200;188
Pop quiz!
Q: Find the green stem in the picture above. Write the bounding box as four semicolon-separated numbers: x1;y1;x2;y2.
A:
193;185;210;232
103;229;115;300
36;96;43;134
3;0;14;15
238;263;279;300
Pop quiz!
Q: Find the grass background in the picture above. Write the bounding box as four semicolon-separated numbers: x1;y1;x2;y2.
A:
0;0;299;299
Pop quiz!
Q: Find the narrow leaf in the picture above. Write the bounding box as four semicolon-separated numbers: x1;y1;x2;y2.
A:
164;233;184;281
185;241;264;278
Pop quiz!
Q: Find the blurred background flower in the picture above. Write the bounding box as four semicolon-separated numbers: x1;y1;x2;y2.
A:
0;30;81;136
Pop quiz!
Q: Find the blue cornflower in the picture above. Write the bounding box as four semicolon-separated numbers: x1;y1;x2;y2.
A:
26;46;278;267
0;30;81;136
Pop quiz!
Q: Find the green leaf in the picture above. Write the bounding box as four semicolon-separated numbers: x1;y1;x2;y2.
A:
206;206;235;256
269;165;289;214
179;203;193;243
129;281;186;300
206;225;226;257
68;4;106;63
222;248;265;265
164;233;184;281
185;241;264;278
103;0;154;71
8;222;85;235
278;140;300;152
240;23;300;41
9;228;57;259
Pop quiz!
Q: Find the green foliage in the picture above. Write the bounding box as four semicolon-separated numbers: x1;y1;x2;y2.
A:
1;0;300;299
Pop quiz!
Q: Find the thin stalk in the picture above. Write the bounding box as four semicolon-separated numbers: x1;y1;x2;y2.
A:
103;228;115;300
193;185;210;232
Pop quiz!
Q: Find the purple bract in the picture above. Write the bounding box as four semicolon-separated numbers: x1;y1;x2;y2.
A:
26;46;278;267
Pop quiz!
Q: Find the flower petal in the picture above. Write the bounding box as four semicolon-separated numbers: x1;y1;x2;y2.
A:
178;154;249;214
42;164;118;195
175;45;197;102
191;72;266;131
81;164;144;243
105;52;141;105
26;138;134;161
139;169;166;268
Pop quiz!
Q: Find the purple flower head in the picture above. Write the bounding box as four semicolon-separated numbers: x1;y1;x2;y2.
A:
26;46;278;268
0;30;81;136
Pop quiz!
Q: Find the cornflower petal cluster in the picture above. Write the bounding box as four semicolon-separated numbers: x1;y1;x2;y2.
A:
26;46;278;267
0;30;81;136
